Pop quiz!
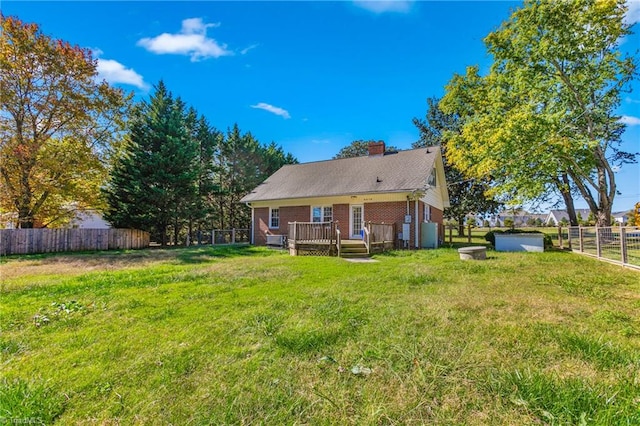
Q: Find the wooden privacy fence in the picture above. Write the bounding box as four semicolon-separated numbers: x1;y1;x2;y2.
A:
568;226;640;270
0;228;150;255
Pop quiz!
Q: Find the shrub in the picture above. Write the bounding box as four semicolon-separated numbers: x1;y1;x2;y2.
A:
484;229;552;248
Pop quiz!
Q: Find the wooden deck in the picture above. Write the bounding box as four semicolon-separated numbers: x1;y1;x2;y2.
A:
287;221;395;257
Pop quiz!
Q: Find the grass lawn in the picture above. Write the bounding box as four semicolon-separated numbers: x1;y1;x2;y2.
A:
1;246;639;424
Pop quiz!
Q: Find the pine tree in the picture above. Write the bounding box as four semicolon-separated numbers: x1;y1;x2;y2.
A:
104;81;199;245
214;124;298;230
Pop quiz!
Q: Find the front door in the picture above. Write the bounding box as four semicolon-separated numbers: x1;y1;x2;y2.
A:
350;205;364;239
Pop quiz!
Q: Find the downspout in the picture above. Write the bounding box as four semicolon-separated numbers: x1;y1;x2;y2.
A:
406;197;410;249
415;199;419;249
249;203;254;245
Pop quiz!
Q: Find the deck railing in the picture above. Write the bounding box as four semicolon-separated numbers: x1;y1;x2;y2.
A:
365;222;395;243
288;221;335;243
363;226;371;254
363;222;395;253
287;221;394;256
288;221;337;256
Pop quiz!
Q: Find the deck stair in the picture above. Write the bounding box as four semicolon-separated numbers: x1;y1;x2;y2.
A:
340;240;369;259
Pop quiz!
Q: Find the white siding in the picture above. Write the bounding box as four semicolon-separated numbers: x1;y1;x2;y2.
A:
420;155;448;211
68;211;111;229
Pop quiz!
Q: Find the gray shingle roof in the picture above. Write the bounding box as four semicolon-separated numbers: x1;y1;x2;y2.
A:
241;147;439;203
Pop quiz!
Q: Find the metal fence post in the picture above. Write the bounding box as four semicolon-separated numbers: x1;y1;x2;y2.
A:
595;227;602;258
231;228;236;244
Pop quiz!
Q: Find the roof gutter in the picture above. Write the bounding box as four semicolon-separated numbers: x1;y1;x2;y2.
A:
241;189;425;204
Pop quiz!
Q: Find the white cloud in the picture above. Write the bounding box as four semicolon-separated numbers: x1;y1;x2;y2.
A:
250;103;291;119
96;58;148;90
353;0;413;14
240;44;259;55
624;0;640;25
620;115;640;126
137;18;233;62
181;17;220;34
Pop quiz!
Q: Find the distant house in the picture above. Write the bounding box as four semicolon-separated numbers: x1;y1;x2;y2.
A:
546;209;601;226
67;209;111;229
240;142;450;249
0;208;110;229
612;211;629;225
491;211;547;227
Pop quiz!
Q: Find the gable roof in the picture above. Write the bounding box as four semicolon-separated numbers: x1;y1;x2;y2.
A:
241;147;441;203
548;209;594;222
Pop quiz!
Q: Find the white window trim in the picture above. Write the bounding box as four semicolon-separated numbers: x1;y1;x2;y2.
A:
311;205;333;223
424;204;431;222
269;207;280;229
427;169;437;187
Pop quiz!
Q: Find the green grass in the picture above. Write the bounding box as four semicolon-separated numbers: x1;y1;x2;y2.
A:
1;245;639;424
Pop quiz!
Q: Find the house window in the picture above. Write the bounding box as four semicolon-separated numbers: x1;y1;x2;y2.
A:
424;205;431;222
427;169;437;187
269;208;279;228
312;206;333;223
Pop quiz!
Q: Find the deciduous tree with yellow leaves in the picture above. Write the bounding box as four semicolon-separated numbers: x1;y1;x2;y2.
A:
0;14;129;228
440;0;637;226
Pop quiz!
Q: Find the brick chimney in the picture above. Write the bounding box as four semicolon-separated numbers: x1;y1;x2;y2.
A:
367;141;385;156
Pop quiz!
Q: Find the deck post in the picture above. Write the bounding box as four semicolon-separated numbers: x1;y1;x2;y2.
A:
292;222;297;244
330;221;334;255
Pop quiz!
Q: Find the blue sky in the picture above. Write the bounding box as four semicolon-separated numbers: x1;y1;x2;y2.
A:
5;1;640;212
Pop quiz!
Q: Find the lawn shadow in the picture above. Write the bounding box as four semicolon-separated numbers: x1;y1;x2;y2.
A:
2;244;276;270
173;244;273;264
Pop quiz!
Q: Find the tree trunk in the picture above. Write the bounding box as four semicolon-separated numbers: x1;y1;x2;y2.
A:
17;206;35;228
457;215;465;237
558;173;578;226
17;175;35;228
596;209;612;227
160;224;167;247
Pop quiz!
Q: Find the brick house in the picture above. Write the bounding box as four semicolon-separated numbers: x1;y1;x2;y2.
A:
240;142;450;250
